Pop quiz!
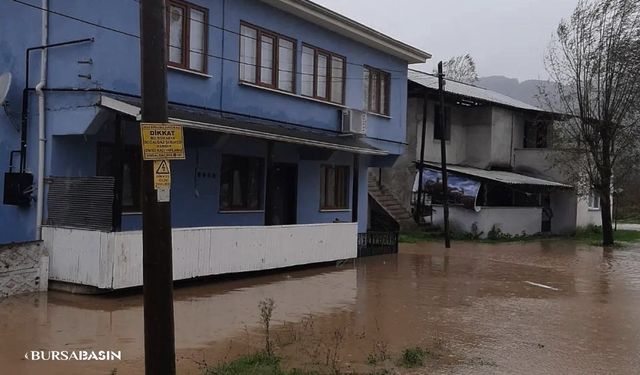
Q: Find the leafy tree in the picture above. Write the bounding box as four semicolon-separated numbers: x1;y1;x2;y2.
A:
544;0;640;245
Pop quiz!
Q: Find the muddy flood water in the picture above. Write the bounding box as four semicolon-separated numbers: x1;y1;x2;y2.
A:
2;240;640;374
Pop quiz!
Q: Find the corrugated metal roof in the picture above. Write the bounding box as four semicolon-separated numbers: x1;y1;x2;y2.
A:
420;162;571;188
408;69;543;112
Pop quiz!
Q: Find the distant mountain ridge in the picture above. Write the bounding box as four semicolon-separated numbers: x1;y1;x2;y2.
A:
476;76;557;110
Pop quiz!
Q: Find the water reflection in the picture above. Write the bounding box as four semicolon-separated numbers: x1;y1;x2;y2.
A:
1;241;640;374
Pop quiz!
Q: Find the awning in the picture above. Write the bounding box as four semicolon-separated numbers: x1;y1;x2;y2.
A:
99;95;387;156
418;161;571;188
99;95;389;155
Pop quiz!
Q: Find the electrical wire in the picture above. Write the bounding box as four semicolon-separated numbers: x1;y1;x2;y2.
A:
11;0;410;81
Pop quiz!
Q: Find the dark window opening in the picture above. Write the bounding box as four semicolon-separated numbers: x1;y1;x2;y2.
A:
97;143;142;213
167;0;208;73
320;165;349;209
220;155;264;211
483;182;541;207
524;121;549;148
433;105;451;141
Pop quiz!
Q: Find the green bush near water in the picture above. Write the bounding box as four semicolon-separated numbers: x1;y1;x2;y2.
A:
203;352;319;375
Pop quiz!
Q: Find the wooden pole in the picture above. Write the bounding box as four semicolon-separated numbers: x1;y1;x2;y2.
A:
139;0;176;374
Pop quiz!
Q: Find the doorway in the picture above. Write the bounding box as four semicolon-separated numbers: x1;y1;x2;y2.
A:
266;163;298;226
541;193;552;233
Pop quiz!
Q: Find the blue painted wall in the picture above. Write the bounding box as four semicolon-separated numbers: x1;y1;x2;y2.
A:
0;0;411;242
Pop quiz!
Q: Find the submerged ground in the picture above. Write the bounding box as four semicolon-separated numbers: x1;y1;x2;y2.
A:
2;239;640;374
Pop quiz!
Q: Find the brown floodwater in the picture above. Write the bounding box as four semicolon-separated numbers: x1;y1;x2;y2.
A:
2;240;640;374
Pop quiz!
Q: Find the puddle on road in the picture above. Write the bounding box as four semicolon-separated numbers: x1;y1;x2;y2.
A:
2;240;640;374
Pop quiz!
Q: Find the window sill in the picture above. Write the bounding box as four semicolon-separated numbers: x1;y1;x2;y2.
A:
588;208;601;211
319;208;351;213
122;211;142;216
366;111;392;120
219;210;265;214
168;65;212;78
239;81;347;109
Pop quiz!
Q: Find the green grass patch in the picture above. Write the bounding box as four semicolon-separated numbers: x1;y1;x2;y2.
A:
573;227;640;245
399;231;549;244
400;227;640;246
398;347;426;368
203;352;318;375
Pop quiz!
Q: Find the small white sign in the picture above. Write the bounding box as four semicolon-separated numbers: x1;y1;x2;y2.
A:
157;187;170;203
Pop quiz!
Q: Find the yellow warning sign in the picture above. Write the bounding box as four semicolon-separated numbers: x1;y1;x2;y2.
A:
141;123;185;161
153;160;171;189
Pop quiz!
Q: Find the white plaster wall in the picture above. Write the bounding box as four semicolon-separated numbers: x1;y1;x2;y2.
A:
462;106;493;168
431;205;543;237
418;100;468;165
576;197;603;228
44;223;358;290
490;107;515;168
514;148;569;182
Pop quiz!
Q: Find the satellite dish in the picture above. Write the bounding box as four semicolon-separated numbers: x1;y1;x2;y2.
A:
0;72;12;106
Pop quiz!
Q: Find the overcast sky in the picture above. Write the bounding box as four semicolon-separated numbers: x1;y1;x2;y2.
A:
314;0;579;81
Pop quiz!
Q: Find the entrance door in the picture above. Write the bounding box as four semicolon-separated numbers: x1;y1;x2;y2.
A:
266;163;298;226
541;193;552;233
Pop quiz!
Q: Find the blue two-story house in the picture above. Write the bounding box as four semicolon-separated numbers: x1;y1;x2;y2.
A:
0;0;430;290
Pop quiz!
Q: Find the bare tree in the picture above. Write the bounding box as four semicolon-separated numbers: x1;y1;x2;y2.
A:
544;0;640;245
435;54;479;84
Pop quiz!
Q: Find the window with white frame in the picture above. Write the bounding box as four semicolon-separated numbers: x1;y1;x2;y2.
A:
301;44;345;104
588;189;601;210
167;0;208;73
239;22;296;93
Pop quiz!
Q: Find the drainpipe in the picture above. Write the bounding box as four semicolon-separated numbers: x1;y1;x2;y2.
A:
35;0;49;239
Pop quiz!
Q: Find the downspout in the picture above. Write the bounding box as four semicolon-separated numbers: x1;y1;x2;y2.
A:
35;0;49;239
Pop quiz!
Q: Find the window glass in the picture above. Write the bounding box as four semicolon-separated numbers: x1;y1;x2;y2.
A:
320;165;349;209
301;46;314;96
240;23;294;91
380;74;387;115
259;35;274;85
365;67;391;115
278;39;294;92
239;25;257;82
189;9;205;71
316;54;328;99
589;190;601;209
167;1;208;72
331;56;344;103
168;5;184;64
370;71;379;112
220;155;264;211
363;68;370;110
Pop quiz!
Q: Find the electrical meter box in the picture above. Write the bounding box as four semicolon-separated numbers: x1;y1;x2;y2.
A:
3;172;33;206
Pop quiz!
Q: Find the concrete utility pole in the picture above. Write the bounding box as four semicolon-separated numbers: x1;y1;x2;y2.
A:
438;62;451;248
139;0;176;374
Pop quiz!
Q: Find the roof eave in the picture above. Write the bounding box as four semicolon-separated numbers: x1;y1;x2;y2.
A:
260;0;431;64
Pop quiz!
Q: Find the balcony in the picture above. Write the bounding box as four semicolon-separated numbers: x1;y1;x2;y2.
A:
43;223;358;290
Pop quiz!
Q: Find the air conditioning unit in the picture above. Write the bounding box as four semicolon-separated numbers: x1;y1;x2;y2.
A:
340;109;367;135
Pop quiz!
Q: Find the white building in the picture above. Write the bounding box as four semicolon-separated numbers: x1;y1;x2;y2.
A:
370;70;602;237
